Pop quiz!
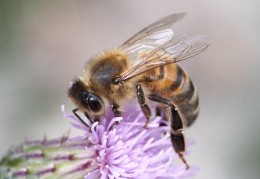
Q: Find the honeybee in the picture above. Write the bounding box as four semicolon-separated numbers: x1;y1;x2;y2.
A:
68;13;210;169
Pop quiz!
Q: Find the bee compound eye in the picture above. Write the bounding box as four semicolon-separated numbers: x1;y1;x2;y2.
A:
88;95;102;112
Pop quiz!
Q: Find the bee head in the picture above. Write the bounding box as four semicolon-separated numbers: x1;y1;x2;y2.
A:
68;79;105;119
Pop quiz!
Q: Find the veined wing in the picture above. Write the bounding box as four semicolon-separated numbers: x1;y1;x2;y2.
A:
120;35;210;81
120;13;186;60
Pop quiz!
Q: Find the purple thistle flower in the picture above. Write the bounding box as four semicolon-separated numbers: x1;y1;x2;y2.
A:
0;106;197;178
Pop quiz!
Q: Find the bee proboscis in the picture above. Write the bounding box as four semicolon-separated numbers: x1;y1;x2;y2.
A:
68;13;210;169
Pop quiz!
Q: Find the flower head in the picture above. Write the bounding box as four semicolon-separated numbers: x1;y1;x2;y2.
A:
0;106;196;178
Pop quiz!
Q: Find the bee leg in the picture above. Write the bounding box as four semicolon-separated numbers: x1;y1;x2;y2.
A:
156;106;161;116
149;94;170;126
112;102;122;117
155;106;168;127
112;102;122;126
72;108;91;128
170;107;190;170
149;94;189;169
155;106;169;120
136;84;151;128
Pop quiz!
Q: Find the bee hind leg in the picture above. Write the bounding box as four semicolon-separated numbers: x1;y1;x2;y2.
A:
136;84;151;128
170;107;190;170
149;94;189;169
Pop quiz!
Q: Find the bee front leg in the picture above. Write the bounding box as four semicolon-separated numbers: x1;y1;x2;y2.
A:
111;102;123;126
136;84;151;128
112;102;122;117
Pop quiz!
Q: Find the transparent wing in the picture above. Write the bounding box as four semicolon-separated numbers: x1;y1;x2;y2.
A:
120;35;210;81
120;13;186;60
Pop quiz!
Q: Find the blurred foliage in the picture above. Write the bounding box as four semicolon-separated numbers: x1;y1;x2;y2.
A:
0;1;23;62
232;138;260;179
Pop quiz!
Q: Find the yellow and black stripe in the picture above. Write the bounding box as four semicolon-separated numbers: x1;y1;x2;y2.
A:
144;64;199;127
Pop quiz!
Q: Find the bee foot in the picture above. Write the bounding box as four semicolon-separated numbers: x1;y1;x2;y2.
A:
143;122;149;129
178;153;190;170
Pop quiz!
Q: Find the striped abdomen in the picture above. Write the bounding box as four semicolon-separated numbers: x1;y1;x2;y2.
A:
144;64;199;127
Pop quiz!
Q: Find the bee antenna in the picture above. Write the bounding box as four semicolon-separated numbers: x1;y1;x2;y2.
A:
72;108;90;128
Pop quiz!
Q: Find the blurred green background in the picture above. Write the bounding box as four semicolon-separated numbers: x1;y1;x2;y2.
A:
0;0;260;178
